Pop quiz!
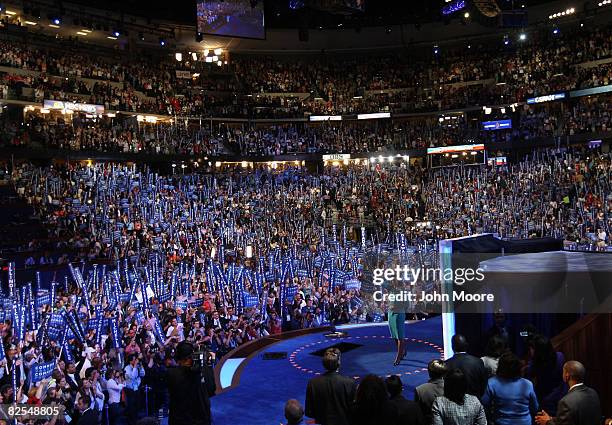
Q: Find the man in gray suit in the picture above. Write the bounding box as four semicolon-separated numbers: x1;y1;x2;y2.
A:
305;348;357;425
535;361;602;425
414;359;447;424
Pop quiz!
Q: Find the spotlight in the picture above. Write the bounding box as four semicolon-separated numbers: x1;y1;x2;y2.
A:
433;45;439;54
519;33;526;41
113;30;120;37
464;11;470;18
289;0;305;9
159;38;166;46
139;32;145;41
52;17;60;25
553;28;559;34
385;26;392;34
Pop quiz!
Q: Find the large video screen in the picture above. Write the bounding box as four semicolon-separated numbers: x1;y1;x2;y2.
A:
196;0;265;40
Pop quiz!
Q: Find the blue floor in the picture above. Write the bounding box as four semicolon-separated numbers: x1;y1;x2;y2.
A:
211;316;443;425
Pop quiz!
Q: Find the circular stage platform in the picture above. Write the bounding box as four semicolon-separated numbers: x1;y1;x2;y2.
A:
211;316;443;425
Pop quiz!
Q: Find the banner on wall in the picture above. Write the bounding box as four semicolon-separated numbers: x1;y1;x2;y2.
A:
43;100;105;115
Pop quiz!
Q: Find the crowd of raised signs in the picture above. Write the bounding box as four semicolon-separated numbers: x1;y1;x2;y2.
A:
0;144;609;422
0;25;610;119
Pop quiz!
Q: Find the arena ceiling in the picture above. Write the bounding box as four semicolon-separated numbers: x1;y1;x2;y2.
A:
59;0;564;29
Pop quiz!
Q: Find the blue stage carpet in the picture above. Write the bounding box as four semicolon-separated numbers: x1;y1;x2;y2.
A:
211;316;443;425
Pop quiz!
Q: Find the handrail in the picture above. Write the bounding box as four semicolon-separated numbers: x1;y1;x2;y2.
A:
551;313;612;417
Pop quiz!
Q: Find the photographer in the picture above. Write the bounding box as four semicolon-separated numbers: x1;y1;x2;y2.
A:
166;341;216;425
104;369;125;425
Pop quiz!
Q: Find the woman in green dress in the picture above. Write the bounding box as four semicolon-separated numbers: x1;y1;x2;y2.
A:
388;300;408;366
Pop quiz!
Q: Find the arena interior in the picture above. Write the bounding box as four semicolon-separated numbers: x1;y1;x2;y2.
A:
0;0;610;424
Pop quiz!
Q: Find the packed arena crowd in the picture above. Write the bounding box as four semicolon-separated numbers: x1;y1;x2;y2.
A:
0;10;610;425
0;144;608;424
0;25;610;119
0;92;610;156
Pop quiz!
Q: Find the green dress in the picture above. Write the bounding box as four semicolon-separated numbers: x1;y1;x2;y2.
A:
388;311;406;339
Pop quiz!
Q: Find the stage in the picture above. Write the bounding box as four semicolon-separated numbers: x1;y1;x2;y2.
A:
211;316;443;425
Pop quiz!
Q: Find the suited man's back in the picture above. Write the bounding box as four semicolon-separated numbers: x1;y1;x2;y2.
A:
305;371;357;425
551;385;601;425
415;378;445;423
384;394;424;425
445;353;487;398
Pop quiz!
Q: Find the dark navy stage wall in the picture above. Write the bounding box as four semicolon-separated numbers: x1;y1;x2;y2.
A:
449;235;572;357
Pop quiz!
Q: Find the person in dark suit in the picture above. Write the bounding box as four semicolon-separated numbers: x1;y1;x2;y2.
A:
415;359;447;424
384;375;424;425
535;361;602;425
305;348;357;425
76;395;99;425
445;334;488;399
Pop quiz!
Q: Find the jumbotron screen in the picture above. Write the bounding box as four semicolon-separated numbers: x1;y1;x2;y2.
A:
196;0;265;40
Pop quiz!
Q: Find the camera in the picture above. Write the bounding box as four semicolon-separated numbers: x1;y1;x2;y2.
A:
191;349;214;371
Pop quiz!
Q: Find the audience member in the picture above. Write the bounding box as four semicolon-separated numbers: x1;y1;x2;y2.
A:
535;361;602;425
445;335;488;399
384;375;424;425
305;348;357;425
431;369;487;425
415;359;447;424
482;352;539;425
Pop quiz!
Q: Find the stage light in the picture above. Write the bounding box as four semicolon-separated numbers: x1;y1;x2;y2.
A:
175;52;182;62
214;48;223;55
49;24;60;28
553;28;559;34
77;31;89;36
433;45;439;54
113;30;120;37
159;38;166;46
24;20;37;25
106;36;117;40
519;33;526;41
191;52;198;61
5;10;16;15
464;12;470;18
549;7;575;19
